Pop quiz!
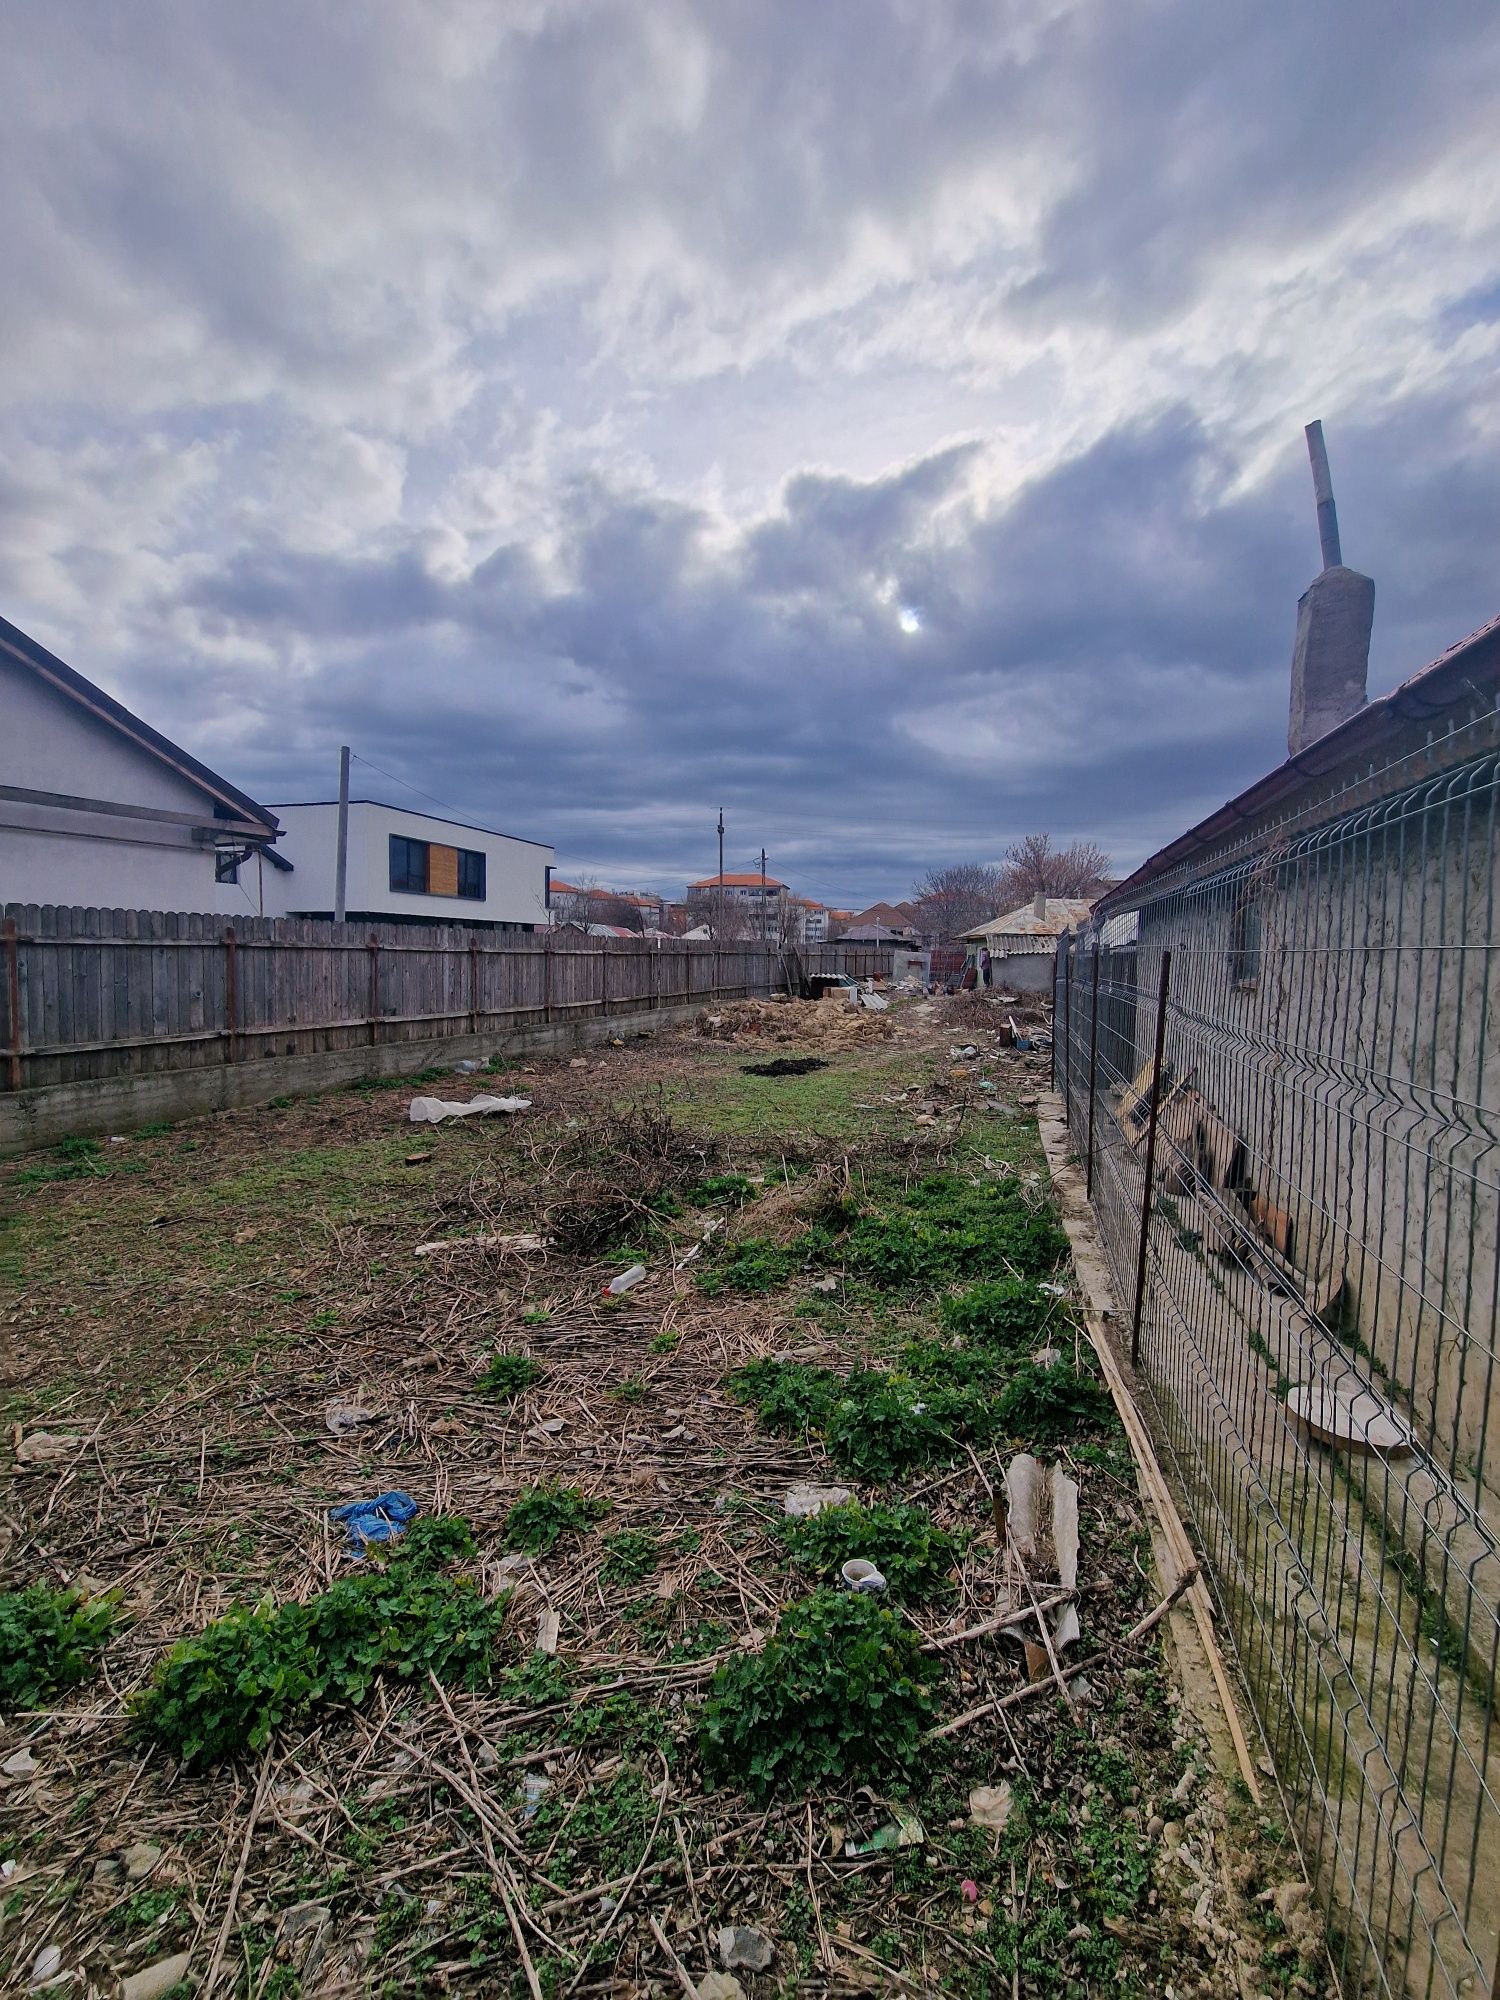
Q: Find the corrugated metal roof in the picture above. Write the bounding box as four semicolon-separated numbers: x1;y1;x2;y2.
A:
963;897;1094;941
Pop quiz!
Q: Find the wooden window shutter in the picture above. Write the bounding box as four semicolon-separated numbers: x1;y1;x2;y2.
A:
429;844;460;897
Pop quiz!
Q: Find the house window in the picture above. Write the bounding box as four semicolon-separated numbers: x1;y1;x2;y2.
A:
457;849;486;900
390;834;429;894
215;847;242;886
389;834;485;900
1231;895;1261;985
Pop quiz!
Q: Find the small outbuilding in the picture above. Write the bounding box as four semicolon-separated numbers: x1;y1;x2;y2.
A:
962;893;1094;992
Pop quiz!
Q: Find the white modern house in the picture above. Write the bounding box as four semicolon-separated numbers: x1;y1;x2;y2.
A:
0;612;283;910
229;800;553;931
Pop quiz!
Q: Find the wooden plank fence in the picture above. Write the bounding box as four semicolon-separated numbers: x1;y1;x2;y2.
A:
0;906;897;1091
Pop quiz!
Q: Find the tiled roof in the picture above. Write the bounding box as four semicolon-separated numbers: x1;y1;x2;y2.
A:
688;872;787;890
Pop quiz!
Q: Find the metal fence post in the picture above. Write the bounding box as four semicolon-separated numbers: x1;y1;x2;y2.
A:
1085;942;1101;1199
1060;936;1073;1119
1129;948;1172;1368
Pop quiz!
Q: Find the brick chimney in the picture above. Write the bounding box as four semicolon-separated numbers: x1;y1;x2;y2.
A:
1033;889;1046;922
1288;421;1373;756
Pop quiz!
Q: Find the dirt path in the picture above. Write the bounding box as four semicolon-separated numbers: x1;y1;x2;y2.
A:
2;999;1323;1996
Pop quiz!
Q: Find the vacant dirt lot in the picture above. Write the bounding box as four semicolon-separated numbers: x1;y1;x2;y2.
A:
1;999;1322;1997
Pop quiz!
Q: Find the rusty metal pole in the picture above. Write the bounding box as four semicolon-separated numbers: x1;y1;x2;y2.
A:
1130;948;1172;1369
4;916;22;1092
1085;942;1101;1200
1060;936;1073;1120
224;926;238;1065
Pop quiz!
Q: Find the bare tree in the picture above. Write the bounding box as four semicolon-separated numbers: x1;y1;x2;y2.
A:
594;893;646;933
550;873;600;927
684;893;753;941
996;834;1113;905
910;863;1004;941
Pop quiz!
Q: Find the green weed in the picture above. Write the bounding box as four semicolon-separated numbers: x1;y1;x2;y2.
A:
478;1351;544;1398
700;1590;935;1798
0;1584;119;1708
780;1501;965;1603
503;1484;610;1554
697;1237;797;1297
994;1361;1116;1443
602;1530;662;1586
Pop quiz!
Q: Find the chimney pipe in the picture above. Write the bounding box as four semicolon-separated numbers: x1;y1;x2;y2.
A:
1288;421;1372;756
1033;888;1046;922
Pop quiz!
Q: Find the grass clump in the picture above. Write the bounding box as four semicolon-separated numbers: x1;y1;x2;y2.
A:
941;1277;1058;1355
16;1135;113;1186
602;1529;662;1586
685;1174;754;1208
730;1358;988;1481
478;1351;544;1398
698;1237;797;1297
132;1515;502;1769
841;1175;1068;1290
699;1590;935;1798
504;1483;610;1554
995;1361;1116;1443
0;1583;119;1708
780;1501;964;1604
728;1359;843;1437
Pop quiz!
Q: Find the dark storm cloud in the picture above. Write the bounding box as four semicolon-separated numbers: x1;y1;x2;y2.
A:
0;2;1497;905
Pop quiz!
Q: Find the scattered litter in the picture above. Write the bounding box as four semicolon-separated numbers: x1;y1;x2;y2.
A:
522;1774;551;1821
840;1559;886;1594
15;1431;79;1465
3;1748;38;1778
859;989;890;1011
324;1400;379;1438
407;1093;531;1123
969;1781;1014;1831
961;1878;980;1903
810;1275;839;1292
570;1057;588;1068
107;1134;128;1145
28;1944;62;1989
414;1231;547;1258
122;1954;193;2000
533;1418;566;1436
846;1810;925;1856
950;1045;980;1060
742;1055;828;1077
536;1609;561;1655
605;1263;647;1296
1005;1454;1081;1653
123;1841;163;1880
784;1482;852;1518
404;1150;434;1166
1039;1281;1067;1295
1286;1378;1415;1455
716;1925;775;1973
328;1490;418;1555
452;1059;481;1073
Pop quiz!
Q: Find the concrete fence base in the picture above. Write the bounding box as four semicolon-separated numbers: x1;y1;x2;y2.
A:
0;998;714;1155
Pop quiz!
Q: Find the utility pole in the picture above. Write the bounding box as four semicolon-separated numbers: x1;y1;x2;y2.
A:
334;745;351;923
717;808;724;941
760;847;768;946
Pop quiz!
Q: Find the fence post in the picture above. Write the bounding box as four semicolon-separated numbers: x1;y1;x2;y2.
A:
223;926;238;1065
543;942;553;1025
4;916;21;1092
1129;948;1172;1368
1060;936;1073;1119
367;933;380;1044
649;942;657;1013
600;944;609;1019
468;939;480;1036
1085;943;1101;1199
1051;940;1061;1092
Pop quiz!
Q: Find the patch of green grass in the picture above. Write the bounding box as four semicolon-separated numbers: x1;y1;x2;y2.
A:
503;1483;610;1554
840;1175;1069;1290
728;1359;843;1436
994;1361;1117;1444
700;1590;936;1798
132;1516;502;1769
601;1529;662;1587
697;1236;798;1296
940;1277;1060;1356
0;1583;120;1708
16;1135;117;1186
649;1329;680;1354
477;1351;544;1398
610;1374;647;1404
684;1173;755;1208
780;1500;965;1603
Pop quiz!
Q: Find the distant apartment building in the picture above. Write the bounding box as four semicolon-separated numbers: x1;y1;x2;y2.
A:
789;897;828;944
687;871;788;936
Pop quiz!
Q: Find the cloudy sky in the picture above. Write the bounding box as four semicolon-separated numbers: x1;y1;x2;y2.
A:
3;2;1498;906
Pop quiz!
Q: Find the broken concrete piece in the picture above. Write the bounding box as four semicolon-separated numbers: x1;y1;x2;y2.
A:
414;1230;547;1258
696;1977;745;2000
28;1944;62;1988
324;1400;378;1437
123;1842;162;1880
3;1748;38;1778
716;1925;775;1973
784;1482;852;1518
407;1093;531;1124
535;1609;561;1655
122;1953;193;2000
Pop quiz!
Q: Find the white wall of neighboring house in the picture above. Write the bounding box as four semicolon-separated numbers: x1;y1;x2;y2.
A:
225;801;554;928
0;648;263;911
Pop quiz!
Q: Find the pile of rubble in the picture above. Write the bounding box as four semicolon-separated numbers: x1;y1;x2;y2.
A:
694;993;897;1049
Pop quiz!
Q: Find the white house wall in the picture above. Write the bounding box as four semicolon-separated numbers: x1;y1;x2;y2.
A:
0;651;237;910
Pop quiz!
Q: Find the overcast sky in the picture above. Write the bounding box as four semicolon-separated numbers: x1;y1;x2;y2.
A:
3;3;1498;906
